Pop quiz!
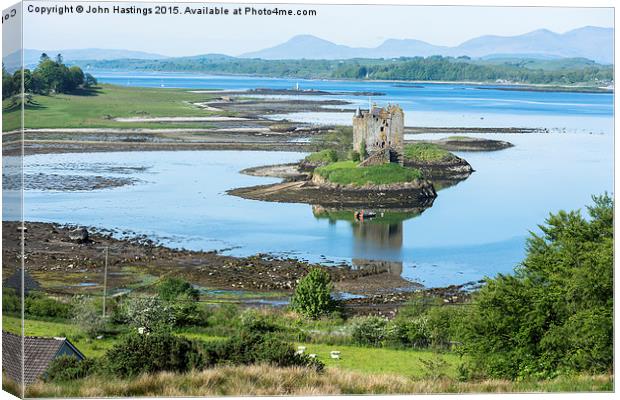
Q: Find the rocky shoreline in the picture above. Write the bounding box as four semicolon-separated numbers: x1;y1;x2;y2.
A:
2;221;477;316
228;177;437;208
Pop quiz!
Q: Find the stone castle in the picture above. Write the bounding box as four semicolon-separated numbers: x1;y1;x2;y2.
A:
353;104;404;166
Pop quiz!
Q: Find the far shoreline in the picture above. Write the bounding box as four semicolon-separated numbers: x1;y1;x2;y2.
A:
88;69;614;94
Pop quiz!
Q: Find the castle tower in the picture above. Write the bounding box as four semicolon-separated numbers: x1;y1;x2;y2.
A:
352;104;404;165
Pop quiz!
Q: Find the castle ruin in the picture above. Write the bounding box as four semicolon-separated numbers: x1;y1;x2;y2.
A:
353;104;404;166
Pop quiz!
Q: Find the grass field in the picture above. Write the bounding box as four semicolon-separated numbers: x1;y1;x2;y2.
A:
315;161;423;186
296;343;461;378
3;315;456;378
404;143;454;163
2;315;117;358
1;85;220;131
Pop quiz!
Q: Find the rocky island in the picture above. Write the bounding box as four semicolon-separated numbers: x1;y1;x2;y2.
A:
229;104;473;207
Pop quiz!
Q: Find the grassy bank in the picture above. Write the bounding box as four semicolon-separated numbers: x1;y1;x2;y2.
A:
2;315;118;358
404;143;454;163
22;366;613;397
2;85;219;131
315;161;423;186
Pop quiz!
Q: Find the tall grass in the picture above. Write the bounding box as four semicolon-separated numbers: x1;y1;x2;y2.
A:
25;365;613;397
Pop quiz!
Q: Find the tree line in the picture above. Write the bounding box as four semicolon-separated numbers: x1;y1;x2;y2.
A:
81;55;613;85
2;53;97;99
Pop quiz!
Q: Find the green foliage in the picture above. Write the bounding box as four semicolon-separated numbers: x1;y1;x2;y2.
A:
351;316;388;347
463;194;613;379
311;126;353;155
348;150;361;162
158;277;199;302
105;331;205;378
290;268;335;319
119;296;176;333
238;309;280;334
359;139;368;159
72;296;107;338
404;143;454;163
84;73;98;87
315;161;423;186
2;288;20;314
25;292;71;319
213;330;324;372
157;277;202;326
386;316;431;348
387;293;469;350
304;149;339;164
3;54;88;99
44;355;97;382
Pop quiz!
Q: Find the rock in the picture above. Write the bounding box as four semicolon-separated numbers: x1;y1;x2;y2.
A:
68;227;89;243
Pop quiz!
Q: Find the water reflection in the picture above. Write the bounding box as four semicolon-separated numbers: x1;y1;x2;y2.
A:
312;205;427;276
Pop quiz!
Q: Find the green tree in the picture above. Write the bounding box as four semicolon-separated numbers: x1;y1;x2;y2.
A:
290;268;334;319
157;277;199;302
120;296;176;333
463;194;613;379
84;73;98;87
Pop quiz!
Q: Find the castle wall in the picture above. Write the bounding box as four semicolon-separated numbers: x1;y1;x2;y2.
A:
353;105;404;163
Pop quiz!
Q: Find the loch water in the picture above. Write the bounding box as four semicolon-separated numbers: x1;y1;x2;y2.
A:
18;71;614;287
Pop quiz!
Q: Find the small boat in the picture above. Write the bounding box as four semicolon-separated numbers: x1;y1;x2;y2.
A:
354;210;377;221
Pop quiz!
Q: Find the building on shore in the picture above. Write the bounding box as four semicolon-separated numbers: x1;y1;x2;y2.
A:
353;104;405;166
2;331;85;385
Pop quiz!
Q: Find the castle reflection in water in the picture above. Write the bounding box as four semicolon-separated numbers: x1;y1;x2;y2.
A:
312;205;428;276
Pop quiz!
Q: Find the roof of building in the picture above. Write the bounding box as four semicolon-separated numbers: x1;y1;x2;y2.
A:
2;331;85;384
3;269;42;295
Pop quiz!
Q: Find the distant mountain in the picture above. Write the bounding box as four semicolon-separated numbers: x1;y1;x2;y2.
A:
455;26;613;64
240;26;613;64
3;48;168;71
241;35;364;60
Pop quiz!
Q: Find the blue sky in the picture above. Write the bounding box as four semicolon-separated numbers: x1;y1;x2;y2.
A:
13;1;615;57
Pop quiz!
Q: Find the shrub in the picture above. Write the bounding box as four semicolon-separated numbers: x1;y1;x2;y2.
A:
105;332;205;378
387;316;431;348
2;288;20;314
304;149;338;164
351;316;388;347
359;139;368;159
290;268;334;319
213;330;323;372
44;355;97;382
157;277;202;326
157;277;199;302
348;150;361;162
25;292;71;319
238;309;280;334
72;296;106;338
462;194;613;379
120;296;176;333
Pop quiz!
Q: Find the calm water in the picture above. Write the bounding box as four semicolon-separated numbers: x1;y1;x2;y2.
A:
18;71;615;287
